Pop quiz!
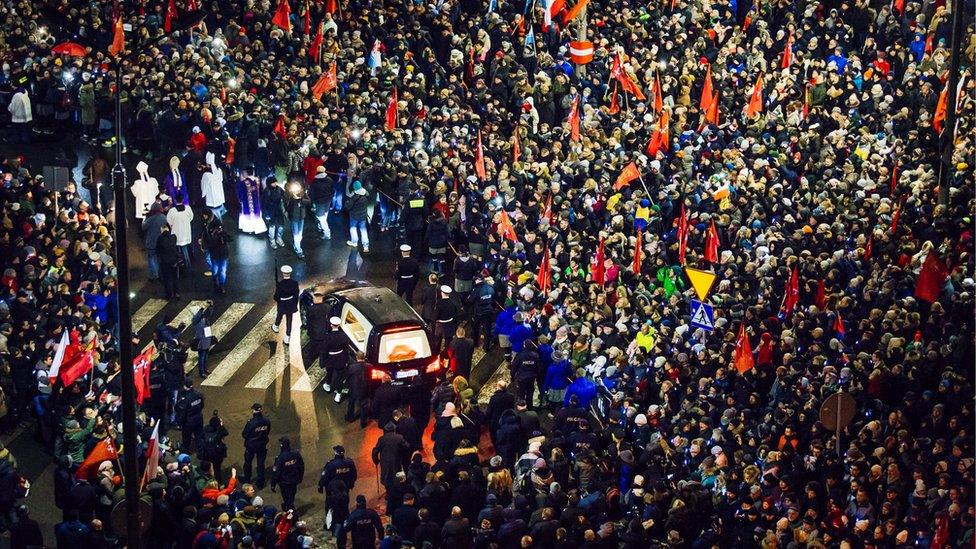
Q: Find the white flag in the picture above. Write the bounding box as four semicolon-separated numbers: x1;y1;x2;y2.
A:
48;331;70;383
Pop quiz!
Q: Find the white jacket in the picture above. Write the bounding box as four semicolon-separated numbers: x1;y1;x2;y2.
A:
8;91;31;123
166;206;194;246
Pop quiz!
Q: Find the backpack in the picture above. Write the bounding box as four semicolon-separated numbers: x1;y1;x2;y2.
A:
199;429;226;460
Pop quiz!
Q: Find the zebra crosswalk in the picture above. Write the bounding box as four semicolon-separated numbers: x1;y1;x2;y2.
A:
129;296;320;392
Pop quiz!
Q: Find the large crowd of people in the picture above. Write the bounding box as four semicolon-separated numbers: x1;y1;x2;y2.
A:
0;0;974;547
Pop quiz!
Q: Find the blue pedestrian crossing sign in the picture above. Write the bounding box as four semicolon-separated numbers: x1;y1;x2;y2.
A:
690;299;714;331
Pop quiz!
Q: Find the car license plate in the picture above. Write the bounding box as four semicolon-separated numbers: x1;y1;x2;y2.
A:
396;369;419;379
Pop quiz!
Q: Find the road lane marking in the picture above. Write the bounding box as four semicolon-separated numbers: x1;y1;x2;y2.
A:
185;302;255;374
131;299;167;333
201;307;277;387
140;300;206;354
244;312;302;389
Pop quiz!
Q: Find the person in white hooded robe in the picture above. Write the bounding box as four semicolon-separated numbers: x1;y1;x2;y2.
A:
130;161;158;220
200;152;227;219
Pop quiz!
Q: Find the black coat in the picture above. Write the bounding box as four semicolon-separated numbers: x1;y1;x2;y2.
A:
372;383;402;428
396;415;423;453
157;233;180;268
372;432;409;488
346;361;367;399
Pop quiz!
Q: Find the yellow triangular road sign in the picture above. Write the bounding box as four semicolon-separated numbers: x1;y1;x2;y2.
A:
684;267;717;301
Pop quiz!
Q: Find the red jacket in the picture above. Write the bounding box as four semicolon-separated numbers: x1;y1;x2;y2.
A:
200;476;237;503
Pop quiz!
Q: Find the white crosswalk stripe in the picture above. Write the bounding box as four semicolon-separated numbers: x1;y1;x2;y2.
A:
184;302;255;374
139;300;206;354
291;332;322;392
201;307;277;387
244;312;302;389
131;298;167;333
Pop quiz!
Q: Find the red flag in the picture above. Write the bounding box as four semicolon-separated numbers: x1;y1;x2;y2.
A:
889;198;904;234
164;0;178;33
273;114;287;137
385;87;398;131
512;127;522;163
48;330;77;385
309;22;324;62
568;95;581;141
658;108;670;151
593;237;606;285
60;349;94;388
833;311;845;337
864;234;873;261
475;130;487;181
141;422;161;488
781;265;800;317
497;209;518;242
704;220;720;263
75;438;119;480
700;64;713;112
133;346;154;405
677;204;689;265
814;279;827;310
893;0;905;15
704;91;719;125
303;0;311;35
745;73;764;117
632;229;643;275
611;53;645;100
733;324;755;374
311;64;337;100
933;86;948;134
613;161;640;190
608;85;620;115
925;33;934;54
646;131;664;158
889;161;899;195
780;32;793;69
109;17;125;57
325;0;338;14
562;0;590;25
271;0;292;32
542;193;553;224
652;71;663;114
537;245;552;294
914;251;949;302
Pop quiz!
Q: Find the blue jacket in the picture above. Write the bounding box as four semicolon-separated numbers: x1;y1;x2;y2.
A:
508;323;534;353
543;360;573;391
564;377;598;408
495;307;516;336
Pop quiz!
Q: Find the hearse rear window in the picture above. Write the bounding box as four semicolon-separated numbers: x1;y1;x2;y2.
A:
378;329;432;363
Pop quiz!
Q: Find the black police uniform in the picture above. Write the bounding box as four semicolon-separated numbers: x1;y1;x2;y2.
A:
273;276;300;336
468;281;496;350
271;441;305;511
174;386;205;452
395;254;420;304
511;346;541;406
304;300;331;366
319;453;358;532
241;411;271;487
338;500;384;549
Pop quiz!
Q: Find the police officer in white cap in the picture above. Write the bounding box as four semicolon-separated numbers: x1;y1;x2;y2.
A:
321;316;348;397
394;244;419;304
433;285;459;350
273;265;300;344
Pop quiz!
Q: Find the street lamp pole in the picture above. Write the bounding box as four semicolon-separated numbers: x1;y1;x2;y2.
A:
110;60;142;549
108;12;207;546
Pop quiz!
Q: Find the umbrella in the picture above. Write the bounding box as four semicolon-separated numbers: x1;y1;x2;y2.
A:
51;42;87;57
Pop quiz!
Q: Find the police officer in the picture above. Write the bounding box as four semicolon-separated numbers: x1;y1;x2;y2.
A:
273;264;300;345
401;188;427;253
321;317;347;398
511;340;541;407
394;244;420;304
468;276;496;351
453;246;479;305
433;285;459;351
304;288;331;367
241;403;271;488
174;378;205;453
318;445;357;534
337;494;383;549
270;436;305;511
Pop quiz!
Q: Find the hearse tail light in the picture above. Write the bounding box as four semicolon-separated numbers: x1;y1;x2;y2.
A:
370;368;386;380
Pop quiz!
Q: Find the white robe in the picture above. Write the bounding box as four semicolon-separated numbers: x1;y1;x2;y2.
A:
200;166;226;208
166;206;195;246
131;175;158;219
